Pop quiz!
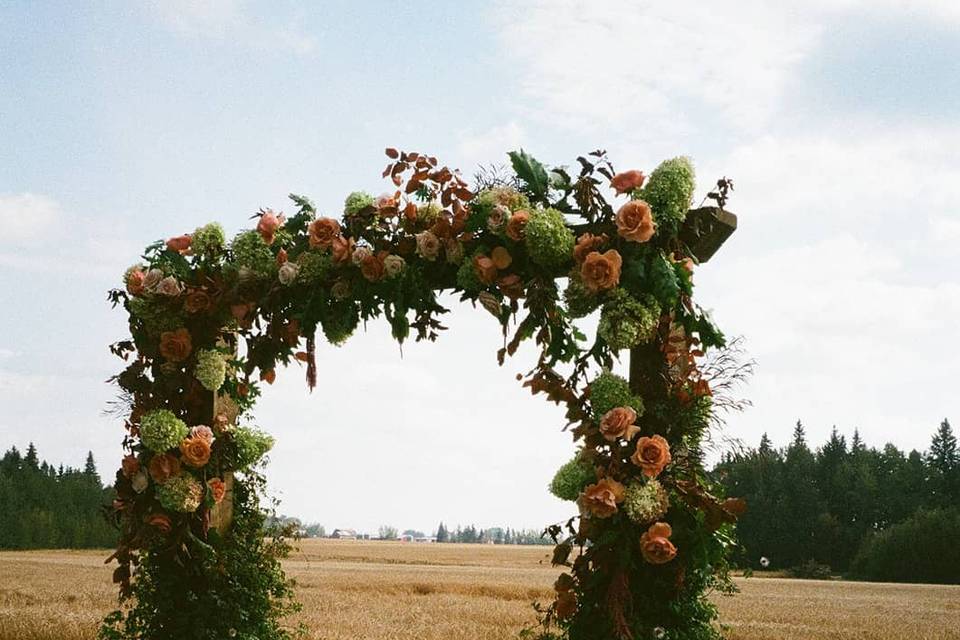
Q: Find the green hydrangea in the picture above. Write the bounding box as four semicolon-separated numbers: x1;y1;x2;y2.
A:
589;370;644;420
526;207;574;269
140;410;189;453
191;223;226;257
475;187;530;213
344;191;375;216
455;252;485;293
598;289;661;351
321;300;360;345
623;479;669;524
195;349;227;391
417;201;442;228
563;273;603;319
233;426;275;469
634;157;696;235
156;474;204;513
230;230;275;275
549;454;596;501
128;297;183;334
297;251;332;285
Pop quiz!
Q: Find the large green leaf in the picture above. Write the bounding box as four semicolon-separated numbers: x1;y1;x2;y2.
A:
509;149;550;200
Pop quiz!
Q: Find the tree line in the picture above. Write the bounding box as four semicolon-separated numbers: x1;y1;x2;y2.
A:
714;419;959;582
0;444;115;549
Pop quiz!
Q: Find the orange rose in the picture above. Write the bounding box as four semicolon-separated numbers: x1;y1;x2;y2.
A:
126;269;146;296
257;210;282;245
183;289;212;314
148;453;181;484
505;210;529;241
208;477;227;503
497;274;524;299
573;232;607;264
631;435;671;478
640;522;677;565
491;246;512;270
309;217;340;249
159;328;192;362
578;478;626;518
179;435;211;468
166;234;192;253
599;407;640;442
580;250;622;292
615;200;656;243
610;169;645;195
555;589;577;620
121;454;140;478
554;573;575;592
360;253;386;282
147;513;172;534
331;235;355;264
473;255;498;285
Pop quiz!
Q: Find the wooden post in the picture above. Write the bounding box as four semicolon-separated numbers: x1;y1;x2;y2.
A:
209;338;237;534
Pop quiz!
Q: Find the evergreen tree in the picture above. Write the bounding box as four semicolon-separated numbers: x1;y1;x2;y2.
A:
927;419;959;508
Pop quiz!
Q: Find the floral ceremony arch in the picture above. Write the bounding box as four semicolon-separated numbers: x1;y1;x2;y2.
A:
102;148;746;640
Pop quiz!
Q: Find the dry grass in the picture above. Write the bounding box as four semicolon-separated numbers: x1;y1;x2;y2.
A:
2;540;959;640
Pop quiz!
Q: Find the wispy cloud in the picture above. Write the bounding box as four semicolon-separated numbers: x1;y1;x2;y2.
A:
0;193;61;245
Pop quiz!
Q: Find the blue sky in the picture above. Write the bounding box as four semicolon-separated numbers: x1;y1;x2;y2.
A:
1;1;958;533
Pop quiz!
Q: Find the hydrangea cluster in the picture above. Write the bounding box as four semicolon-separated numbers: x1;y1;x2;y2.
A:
416;202;442;228
623;479;670;524
230;230;275;276
549;454;597;501
455;250;486;293
589;370;644;420
598;290;661;351
320;300;360;345
344;191;374;216
194;349;227;391
232;426;275;469
475;186;530;213
156;473;204;512
634;156;696;231
526;207;575;268
296;251;332;285
128;297;183;335
140;410;189;453
191;223;226;257
563;274;604;319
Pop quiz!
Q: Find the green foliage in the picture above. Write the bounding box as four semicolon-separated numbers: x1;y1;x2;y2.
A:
787;559;833;580
648;253;681;308
635;156;696;237
296;251;333;285
100;478;303;640
851;508;960;584
562;273;602;319
230;230;276;276
455;252;485;293
549;455;596;501
231;427;275;470
598;289;661;351
319;299;360;345
588;370;644;420
509;149;550;202
526;207;575;269
343;191;374;216
128;297;184;335
191;223;226;257
139;410;188;453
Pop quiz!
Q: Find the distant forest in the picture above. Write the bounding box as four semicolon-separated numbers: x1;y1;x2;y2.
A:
714;419;960;583
0;444;115;548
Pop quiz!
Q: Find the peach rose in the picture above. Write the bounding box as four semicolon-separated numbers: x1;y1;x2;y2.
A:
473;255;498;285
416;230;441;261
616;200;656;243
487;204;509;232
491;246;512;270
183;289;212;314
309;217;340;249
498;274;524;299
142;268;163;292
166;234;192;253
276;248;288;265
580;250;622;292
640;522;677;565
121;454;140;478
360;253;386;282
126;269;146;296
331;235;355;264
610;169;645;195
155;276;183;297
555;590;577;620
257;210;282;245
179;435;211;468
189;425;214;444
599;407;640;442
148;453;181;484
208;477;227;503
631;435;671;478
578;478;626;518
147;513;172;534
505;210;529;241
573;232;607;264
375;193;396;210
159;328;192;362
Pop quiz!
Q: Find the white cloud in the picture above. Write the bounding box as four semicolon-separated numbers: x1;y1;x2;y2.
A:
144;0;318;56
0;193;61;244
456;121;526;170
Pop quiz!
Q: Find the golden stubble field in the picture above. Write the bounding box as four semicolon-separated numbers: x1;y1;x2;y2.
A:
2;540;959;640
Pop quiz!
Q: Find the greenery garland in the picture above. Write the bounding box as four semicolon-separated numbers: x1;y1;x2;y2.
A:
102;147;745;640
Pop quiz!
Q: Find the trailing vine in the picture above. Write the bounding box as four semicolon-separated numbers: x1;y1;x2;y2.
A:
102;147;745;640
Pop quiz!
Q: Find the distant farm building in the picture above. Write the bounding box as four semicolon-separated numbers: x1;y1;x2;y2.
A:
331;528;357;540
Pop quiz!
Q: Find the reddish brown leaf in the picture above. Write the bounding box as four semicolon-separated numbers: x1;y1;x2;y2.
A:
385;147;399;159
